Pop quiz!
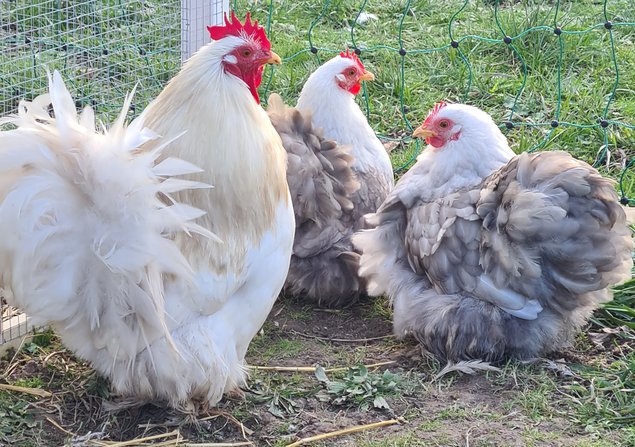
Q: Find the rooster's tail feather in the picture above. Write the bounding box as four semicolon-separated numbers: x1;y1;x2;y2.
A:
0;71;215;366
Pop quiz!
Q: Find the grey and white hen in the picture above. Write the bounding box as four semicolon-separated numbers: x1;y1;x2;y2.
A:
270;51;394;307
353;102;633;362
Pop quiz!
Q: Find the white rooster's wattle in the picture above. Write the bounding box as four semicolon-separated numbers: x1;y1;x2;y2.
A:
353;102;633;362
0;12;294;410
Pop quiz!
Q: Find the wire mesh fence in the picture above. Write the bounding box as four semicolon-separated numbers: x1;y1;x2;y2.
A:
236;0;635;194
0;0;183;121
0;297;29;349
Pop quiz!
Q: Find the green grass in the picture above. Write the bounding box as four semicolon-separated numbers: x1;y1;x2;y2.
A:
239;0;635;180
0;1;180;120
250;335;306;363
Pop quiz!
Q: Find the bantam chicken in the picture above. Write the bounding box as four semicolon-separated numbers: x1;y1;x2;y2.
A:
353;102;633;362
0;12;294;410
269;51;394;307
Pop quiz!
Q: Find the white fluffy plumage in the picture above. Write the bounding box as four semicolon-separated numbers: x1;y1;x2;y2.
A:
1;19;294;410
0;71;215;389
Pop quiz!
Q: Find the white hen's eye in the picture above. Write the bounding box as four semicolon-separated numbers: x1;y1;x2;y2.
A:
438;120;450;129
242;49;252;57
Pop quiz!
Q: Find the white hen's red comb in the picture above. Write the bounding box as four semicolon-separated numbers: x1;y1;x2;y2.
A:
340;48;365;72
423;101;447;126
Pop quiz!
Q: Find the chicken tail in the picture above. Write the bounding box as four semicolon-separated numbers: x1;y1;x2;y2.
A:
352;206;407;299
0;72;216;366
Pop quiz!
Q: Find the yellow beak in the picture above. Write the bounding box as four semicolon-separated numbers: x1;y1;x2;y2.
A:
359;70;375;82
412;125;436;139
266;51;282;65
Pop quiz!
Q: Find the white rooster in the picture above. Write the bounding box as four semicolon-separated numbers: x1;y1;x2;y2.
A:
0;12;294;410
270;51;394;307
353;102;633;362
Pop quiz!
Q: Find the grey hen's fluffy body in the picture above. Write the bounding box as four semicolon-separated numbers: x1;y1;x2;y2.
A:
354;150;633;362
268;93;363;307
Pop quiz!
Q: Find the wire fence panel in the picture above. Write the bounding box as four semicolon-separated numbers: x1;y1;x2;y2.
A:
0;298;29;350
0;0;182;121
235;0;635;196
183;0;229;62
0;0;228;351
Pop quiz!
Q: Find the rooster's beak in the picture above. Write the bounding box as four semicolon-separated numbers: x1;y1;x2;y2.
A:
412;125;436;139
266;51;282;65
359;70;375;82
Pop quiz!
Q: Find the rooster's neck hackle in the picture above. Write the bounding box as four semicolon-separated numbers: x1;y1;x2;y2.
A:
143;41;289;272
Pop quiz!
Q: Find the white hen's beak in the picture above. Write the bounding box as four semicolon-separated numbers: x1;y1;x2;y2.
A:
412;125;436;139
359;70;375;82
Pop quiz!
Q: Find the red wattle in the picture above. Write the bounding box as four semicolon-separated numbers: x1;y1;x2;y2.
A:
426;136;446;148
245;68;264;103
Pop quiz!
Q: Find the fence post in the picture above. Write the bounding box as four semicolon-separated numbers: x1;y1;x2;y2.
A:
181;0;230;64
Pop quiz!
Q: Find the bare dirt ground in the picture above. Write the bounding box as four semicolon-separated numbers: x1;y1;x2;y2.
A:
0;297;633;447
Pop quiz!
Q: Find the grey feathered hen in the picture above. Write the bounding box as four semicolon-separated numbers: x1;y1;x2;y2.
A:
268;93;362;306
268;51;394;307
353;102;633;362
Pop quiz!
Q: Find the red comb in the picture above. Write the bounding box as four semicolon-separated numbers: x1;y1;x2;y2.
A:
423;101;447;126
340;48;365;72
207;11;270;51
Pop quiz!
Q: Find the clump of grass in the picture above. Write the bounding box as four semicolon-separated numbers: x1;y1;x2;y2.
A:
595;279;635;330
564;354;635;429
0;391;40;446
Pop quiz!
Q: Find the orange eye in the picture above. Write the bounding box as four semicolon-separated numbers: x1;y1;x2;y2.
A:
348;69;356;76
439;120;450;129
242;49;252;57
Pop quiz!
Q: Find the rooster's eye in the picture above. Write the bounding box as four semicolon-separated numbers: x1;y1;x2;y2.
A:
242;49;252;57
439;120;450;129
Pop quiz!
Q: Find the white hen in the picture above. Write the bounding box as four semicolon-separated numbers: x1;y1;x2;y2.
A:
296;51;394;221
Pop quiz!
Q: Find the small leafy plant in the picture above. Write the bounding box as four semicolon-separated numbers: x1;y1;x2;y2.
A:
0;392;38;445
315;365;400;411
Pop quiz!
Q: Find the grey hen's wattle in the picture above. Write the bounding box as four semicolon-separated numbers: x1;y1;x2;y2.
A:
268;93;363;307
355;150;633;362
